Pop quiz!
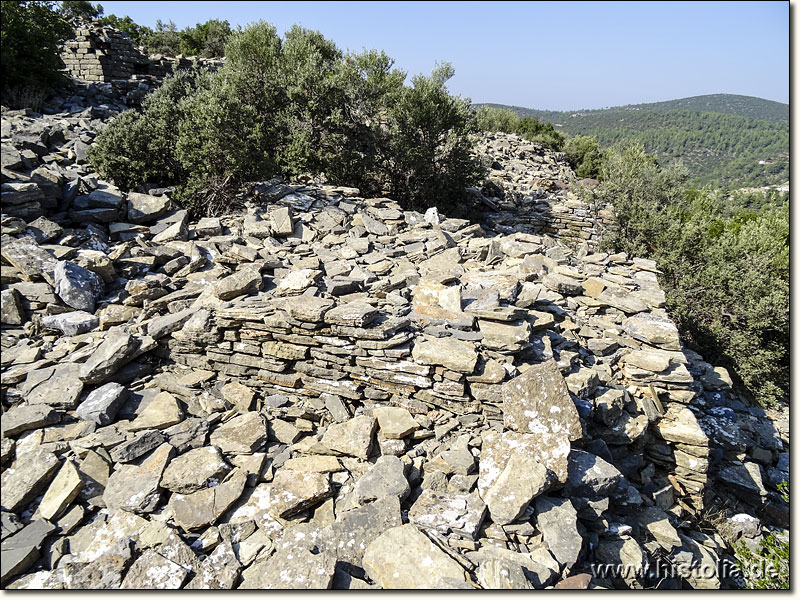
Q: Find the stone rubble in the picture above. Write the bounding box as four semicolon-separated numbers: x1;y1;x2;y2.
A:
0;77;789;591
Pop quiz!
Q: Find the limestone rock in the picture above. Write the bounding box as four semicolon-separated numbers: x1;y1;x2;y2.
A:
169;468;247;531
502;359;582;441
353;455;409;503
535;496;582;570
79;329;140;384
372;406;418;439
54;260;104;313
483;454;548;525
408;489;487;540
210;412;267;454
268;469;332;518
38;460;83;521
103;442;173;513
362;524;469;589
411;336;478;373
75;382;128;426
321;415;376;459
161;446;231;493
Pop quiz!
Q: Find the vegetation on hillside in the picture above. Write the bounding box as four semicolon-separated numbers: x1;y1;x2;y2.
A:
482;97;788;189
473;105;565;151
1;1;73;106
90;21;485;215
593;143;788;407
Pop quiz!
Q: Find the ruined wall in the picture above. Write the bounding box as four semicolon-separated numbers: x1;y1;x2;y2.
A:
476;133;613;248
59;23;223;89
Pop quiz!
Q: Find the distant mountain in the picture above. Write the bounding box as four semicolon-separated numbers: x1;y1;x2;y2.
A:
480;95;789;188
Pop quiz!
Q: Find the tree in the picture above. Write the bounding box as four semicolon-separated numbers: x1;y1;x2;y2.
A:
144;19;180;55
564;135;605;179
98;13;151;46
1;1;73;103
59;0;102;22
178;19;231;57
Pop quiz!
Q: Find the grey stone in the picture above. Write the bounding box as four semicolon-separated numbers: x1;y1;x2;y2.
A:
353;455;409;503
535;496;582;570
54;260;104;312
502;359;582;441
483;454;548;524
103;442;173;513
363;524;469;589
75;382;127;426
161;446;231;493
408;489;487;539
210;412;268;454
1;404;59;437
41;310;99;335
79;329;141;384
0;449;60;513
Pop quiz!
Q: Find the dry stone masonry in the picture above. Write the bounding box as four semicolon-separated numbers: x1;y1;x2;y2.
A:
0;71;789;590
59;22;223;106
475;133;614;247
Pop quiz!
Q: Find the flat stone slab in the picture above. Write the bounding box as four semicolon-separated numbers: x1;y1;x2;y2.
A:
362;524;469;589
502;359;582;441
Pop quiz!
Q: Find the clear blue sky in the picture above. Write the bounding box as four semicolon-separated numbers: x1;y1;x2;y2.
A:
96;1;789;110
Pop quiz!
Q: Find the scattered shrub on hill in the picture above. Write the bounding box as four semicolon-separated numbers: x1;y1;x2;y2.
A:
178;19;232;57
474;105;520;133
473;105;565;151
98;13;151;47
59;0;102;22
1;1;73;105
144;19;181;55
597;143;789;406
564;135;605;179
90;21;485;215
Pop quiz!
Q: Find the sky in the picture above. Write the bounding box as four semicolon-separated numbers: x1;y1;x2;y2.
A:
96;1;789;111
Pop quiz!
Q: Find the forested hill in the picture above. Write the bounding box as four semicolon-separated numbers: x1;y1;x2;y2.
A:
481;95;789;188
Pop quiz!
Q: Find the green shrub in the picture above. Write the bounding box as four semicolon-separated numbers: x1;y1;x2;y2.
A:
474;105;520;133
381;63;485;212
1;1;73;104
98;13;151;47
60;0;102;22
516;116;565;150
90;21;485;216
564;135;605;179
144;19;181;55
597;143;788;406
178;19;231;57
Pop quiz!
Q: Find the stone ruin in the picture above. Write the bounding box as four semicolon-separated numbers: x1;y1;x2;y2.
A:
0;79;789;590
58;23;223;105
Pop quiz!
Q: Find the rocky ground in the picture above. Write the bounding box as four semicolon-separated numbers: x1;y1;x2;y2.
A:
0;86;790;589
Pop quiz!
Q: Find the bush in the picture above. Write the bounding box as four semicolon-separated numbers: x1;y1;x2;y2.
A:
1;1;73;104
90;21;485;216
60;1;102;22
473;106;565;151
98;13;151;47
144;19;181;55
564;135;605;179
474;105;519;133
516;116;565;151
179;19;231;57
597;143;788;406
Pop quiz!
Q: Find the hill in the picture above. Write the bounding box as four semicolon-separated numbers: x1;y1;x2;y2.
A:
481;94;789;188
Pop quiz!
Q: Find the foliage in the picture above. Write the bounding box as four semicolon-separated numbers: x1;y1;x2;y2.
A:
472;105;564;151
98;13;151;46
563;135;605;179
596;143;788;406
90;21;484;216
1;1;73;103
59;0;102;21
143;19;181;55
483;98;789;188
474;105;519;133
178;19;231;57
734;482;789;589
